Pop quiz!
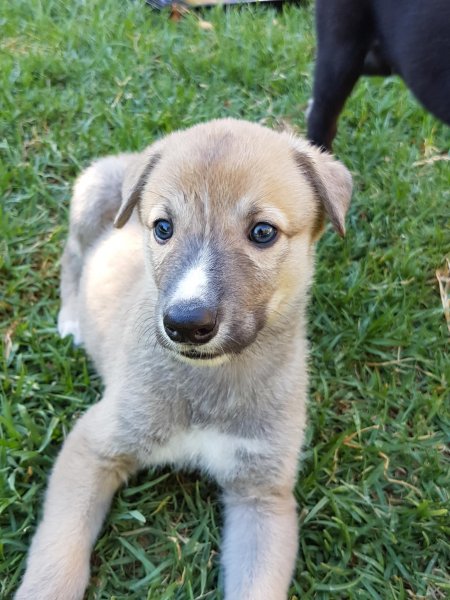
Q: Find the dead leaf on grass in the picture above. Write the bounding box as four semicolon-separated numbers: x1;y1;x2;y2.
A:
379;451;422;495
198;19;214;31
169;4;189;21
436;258;450;333
3;321;19;361
413;154;450;166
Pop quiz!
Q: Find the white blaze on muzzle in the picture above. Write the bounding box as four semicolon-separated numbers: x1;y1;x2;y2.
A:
171;264;209;304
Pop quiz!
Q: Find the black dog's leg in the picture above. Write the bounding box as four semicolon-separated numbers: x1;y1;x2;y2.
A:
307;0;373;150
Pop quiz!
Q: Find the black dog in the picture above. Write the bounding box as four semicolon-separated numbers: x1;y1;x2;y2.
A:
307;0;450;150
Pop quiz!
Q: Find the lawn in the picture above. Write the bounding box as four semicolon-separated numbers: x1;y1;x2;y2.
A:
1;1;449;598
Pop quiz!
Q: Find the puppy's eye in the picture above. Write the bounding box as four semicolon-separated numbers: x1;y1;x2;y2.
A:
249;222;277;245
154;219;173;242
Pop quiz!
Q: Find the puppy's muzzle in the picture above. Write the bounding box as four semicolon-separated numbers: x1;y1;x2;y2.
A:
163;303;218;345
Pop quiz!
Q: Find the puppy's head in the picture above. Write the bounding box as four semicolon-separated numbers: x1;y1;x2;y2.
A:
115;119;352;365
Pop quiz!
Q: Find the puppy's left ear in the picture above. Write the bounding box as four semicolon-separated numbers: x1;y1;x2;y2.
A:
114;146;163;229
291;141;353;237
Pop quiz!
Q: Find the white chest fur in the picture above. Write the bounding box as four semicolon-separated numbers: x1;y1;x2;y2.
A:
148;427;266;480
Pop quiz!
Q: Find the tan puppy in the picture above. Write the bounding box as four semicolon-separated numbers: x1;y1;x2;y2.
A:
15;119;352;600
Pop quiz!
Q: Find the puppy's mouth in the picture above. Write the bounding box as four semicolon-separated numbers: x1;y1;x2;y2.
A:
155;329;230;364
178;348;222;360
167;346;231;367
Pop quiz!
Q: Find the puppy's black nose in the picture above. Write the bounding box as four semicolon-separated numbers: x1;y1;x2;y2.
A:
163;305;218;344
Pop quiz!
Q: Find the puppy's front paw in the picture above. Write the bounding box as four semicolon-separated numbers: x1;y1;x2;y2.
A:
15;560;89;600
15;532;91;600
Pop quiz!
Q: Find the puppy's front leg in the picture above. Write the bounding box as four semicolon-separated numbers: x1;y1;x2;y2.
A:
15;400;137;600
222;488;298;600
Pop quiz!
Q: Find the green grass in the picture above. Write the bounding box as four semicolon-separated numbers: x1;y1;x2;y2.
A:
1;1;449;598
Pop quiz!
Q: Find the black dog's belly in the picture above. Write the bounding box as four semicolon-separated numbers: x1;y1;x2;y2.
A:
308;0;450;149
377;1;450;126
362;40;393;76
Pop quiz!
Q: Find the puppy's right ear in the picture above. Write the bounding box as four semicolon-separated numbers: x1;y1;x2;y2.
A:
114;150;162;229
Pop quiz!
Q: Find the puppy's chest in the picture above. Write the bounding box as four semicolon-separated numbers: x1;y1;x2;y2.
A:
146;427;268;480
